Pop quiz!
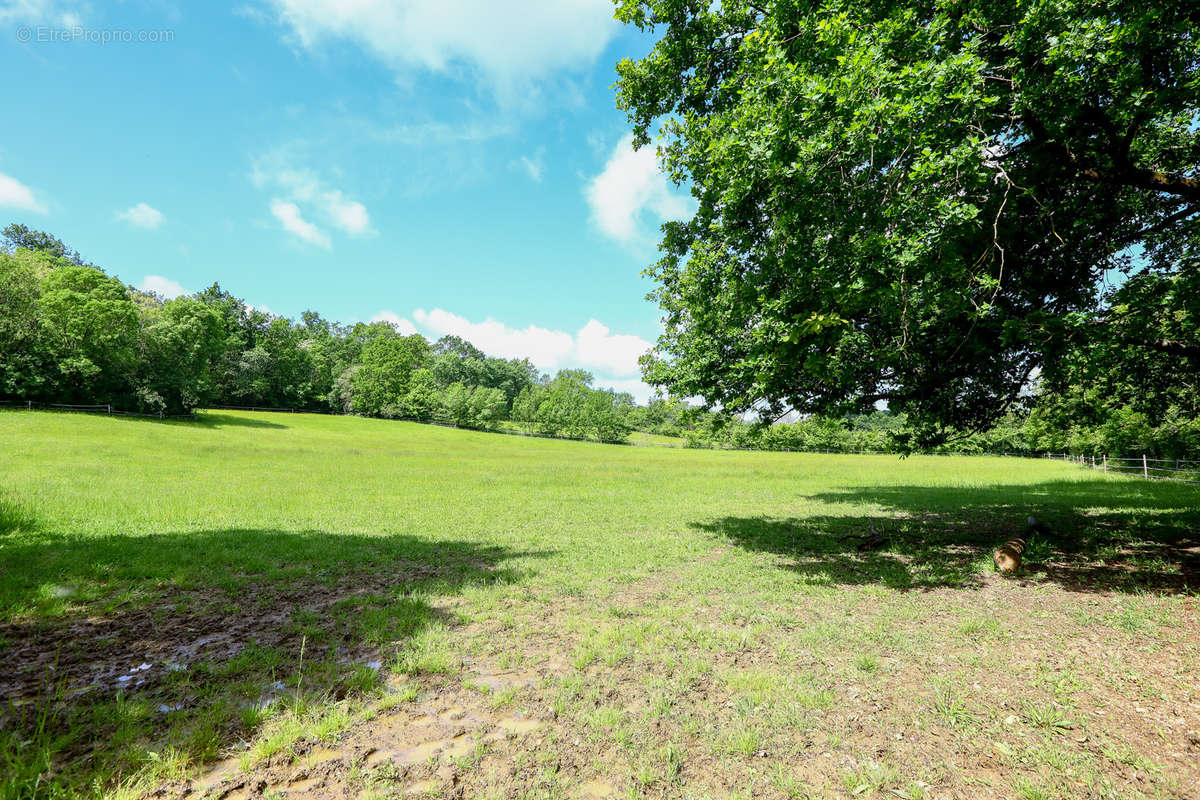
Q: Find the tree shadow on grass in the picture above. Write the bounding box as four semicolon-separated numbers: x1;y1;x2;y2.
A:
0;498;38;537
190;411;291;430
694;479;1200;594
0;525;548;794
103;410;291;430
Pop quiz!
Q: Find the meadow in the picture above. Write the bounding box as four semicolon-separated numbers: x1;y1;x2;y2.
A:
1;409;1197;800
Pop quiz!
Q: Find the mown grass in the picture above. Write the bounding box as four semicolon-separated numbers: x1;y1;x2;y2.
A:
1;409;1197;799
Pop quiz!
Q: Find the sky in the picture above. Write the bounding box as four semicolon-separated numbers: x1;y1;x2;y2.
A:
0;0;691;401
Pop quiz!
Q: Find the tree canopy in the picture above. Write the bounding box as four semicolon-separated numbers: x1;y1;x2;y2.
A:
615;0;1200;446
0;226;640;443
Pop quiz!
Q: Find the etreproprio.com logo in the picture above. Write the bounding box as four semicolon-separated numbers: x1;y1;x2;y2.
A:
16;25;175;44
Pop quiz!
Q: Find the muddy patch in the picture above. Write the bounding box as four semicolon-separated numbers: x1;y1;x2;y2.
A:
0;563;453;709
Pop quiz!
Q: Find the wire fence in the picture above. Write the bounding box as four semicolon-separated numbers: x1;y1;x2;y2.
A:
1042;452;1200;484
0;399;195;420
4;399;1197;482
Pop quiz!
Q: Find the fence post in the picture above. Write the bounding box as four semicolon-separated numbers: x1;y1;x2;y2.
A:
27;400;31;410
1102;454;1107;473
1143;454;1148;479
107;404;111;414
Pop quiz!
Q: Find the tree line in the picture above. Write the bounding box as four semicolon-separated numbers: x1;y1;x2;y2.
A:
0;225;636;440
658;406;1200;460
2;223;1195;457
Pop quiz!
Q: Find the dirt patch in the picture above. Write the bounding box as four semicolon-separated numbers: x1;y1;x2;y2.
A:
0;563;452;709
178;661;561;800
11;543;1200;799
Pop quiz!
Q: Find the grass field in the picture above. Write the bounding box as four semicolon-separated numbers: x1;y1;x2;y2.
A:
1;409;1197;800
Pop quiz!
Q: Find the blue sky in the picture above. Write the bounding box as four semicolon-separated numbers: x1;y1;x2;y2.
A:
0;0;690;400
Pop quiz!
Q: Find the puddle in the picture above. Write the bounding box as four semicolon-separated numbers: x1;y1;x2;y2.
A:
472;669;538;693
301;745;342;765
191;756;246;797
112;661;154;688
578;779;617;798
286;774;320;793
435;706;488;727
246;679;290;710
493;714;541;736
366;732;476;768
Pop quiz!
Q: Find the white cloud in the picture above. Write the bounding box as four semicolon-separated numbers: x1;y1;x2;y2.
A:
414;308;575;367
371;310;418;336
270;198;331;249
585;134;691;246
585;129;608;155
263;0;617;96
117;202;165;230
574;319;649;376
514;154;543;182
0;172;47;213
370;119;513;146
1;0;85;26
322;190;369;234
138;275;189;299
253;158;371;240
595;377;654;404
410;308;650;378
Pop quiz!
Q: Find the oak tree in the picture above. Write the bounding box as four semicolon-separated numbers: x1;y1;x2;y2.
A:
616;0;1199;445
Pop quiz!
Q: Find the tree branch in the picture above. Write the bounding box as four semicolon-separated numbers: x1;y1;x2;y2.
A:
1023;112;1200;201
1077;165;1200;202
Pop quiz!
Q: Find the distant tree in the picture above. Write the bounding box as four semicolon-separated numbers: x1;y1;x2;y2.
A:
431;351;485;390
489;357;540;406
468;386;508;430
231;345;273;404
441;382;473;426
433;335;486;360
401;368;440;421
258;317;315;407
2;223;91;266
331;364;359;413
298;311;353;411
135;297;225;412
535;370;594;438
350;329;431;416
36;266;139;402
1049;270;1200;425
428;340;539;410
511;385;545;433
0;249;51;398
586;389;635;443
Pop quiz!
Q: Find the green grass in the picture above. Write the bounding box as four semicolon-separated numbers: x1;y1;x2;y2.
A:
1;409;1197;799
